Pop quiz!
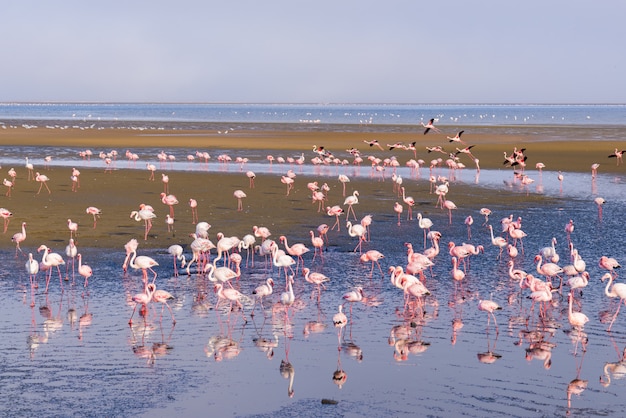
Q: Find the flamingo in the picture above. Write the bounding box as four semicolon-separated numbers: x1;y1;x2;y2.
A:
599;256;621;277
252;278;274;315
464;215;473;240
130;208;157;241
253;225;272;241
12;221;27;256
421;118;441;134
602;272;626;331
333;305;348;348
487;225;507;259
443;200;457;224
128;282;156;325
417;213;433;248
25;157;34;180
535;254;564;290
67;219;78;239
342;286;364;316
567;291;589;331
346;221;367;253
360;249;385;276
128;249;159;284
393;202;403;226
594;197;606;221
38;244;65;293
85;207;102;229
65;238;78;281
246;171;256;188
343;190;359;221
233;190;247;211
608;148;626;165
326;205;344;231
400;187;415;220
451;257;465;292
302;267;330;301
35;172;51;194
270;241;296;284
152;285;176;324
3;178;13;197
77;254;93;288
280;275;296;311
280;235;310;271
167;244;186;277
189;198;199;224
0;208;12;233
338;174;350;197
122;238;139;273
160;193;179;217
565;219;574;242
447;130;465;144
478;297;502;332
309;230;324;262
479;207;492;225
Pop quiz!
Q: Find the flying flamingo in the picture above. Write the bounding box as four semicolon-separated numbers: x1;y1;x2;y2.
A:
38;244;65;293
447;130;465;144
77;253;93;289
160;193;179;217
602;272;626;331
343;190;359;221
0;208;12;233
421;118;441;134
35;172;51;194
189;198;198;224
608;148;626;165
12;221;27;257
234;190;247;211
130;208;157;241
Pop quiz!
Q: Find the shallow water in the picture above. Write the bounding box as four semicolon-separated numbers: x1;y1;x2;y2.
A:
1;151;626;417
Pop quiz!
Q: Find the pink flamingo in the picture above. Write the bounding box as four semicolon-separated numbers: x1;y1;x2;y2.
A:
128;248;159;285
464;215;473;240
333;305;348;349
246;171;256;188
360;249;385;276
281;175;294;195
394;202;403;226
342;286;364;316
535;254;564;291
488;225;507;259
0;207;12;233
309;230;324;262
253;225;272;241
338;174;350;197
252;278;274;315
38;244;65;293
595;197;606;221
343;191;359;221
35;172;51;194
67;219;78;239
85;207;102;229
567;291;588;330
346;221;366;253
421;118;441;134
400;187;415;220
302;267;330;301
443;200;457;224
478;296;502;333
565;219;575;242
3;178;13;197
130;208;157;241
77;253;93;288
602;272;626;331
128;283;155;325
417;213;433;248
66;238;78;281
451;256;465;294
270;242;296;285
189;198;199;224
11;221;27;257
233;189;247;211
160;193;179;218
167;244;186;277
326;205;344;231
600;255;621;277
280;235;310;272
152;285;176;324
608;148;626;165
122;238;139;272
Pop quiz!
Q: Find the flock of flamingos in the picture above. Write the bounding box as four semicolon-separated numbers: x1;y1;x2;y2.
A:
6;123;626;400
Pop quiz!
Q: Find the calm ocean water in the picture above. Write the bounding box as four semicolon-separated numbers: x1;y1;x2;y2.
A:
1;103;625;131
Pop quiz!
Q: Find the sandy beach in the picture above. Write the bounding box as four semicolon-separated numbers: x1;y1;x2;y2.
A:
0;126;621;250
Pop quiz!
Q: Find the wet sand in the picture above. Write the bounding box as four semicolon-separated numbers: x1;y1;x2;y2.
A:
0;127;620;250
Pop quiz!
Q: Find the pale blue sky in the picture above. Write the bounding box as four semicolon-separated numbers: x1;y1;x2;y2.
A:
2;0;625;103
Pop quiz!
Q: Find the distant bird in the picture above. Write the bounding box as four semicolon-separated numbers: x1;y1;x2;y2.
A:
85;206;102;229
421;118;441;135
363;139;384;150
